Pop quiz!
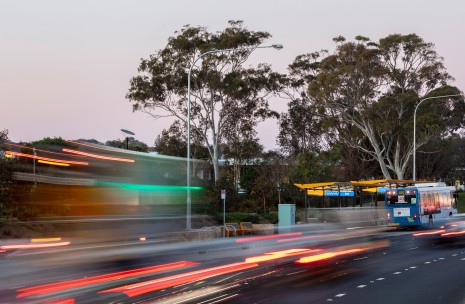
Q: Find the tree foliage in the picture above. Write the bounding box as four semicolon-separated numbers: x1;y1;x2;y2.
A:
30;137;74;149
106;137;149;152
154;120;209;159
307;34;465;179
0;130;33;221
222;117;264;192
126;20;283;182
278;52;327;155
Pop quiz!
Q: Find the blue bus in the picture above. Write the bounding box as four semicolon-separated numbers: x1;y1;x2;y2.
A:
385;184;457;227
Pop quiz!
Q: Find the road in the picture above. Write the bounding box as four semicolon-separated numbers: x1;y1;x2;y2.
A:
216;231;465;304
2;226;465;303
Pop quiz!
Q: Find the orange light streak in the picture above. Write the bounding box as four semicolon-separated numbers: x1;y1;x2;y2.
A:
1;242;70;250
412;230;445;236
5;151;88;165
17;261;198;298
235;232;303;243
440;230;465;237
6;143;81;157
62;148;135;163
98;262;259;298
297;248;365;264
31;238;62;243
38;160;71;166
245;249;322;263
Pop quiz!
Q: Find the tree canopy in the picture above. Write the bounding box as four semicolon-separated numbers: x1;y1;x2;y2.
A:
306;34;465;179
126;20;283;182
278;52;326;156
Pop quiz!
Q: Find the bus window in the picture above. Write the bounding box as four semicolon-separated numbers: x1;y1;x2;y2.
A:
386;193;416;204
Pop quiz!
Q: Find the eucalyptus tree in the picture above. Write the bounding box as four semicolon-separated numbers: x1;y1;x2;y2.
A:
308;34;464;179
154;120;188;157
126;21;283;182
154;119;210;177
278;52;326;156
222;117;263;193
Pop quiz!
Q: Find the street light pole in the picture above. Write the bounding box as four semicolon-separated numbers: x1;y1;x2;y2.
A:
33;148;36;185
413;94;462;181
186;44;283;230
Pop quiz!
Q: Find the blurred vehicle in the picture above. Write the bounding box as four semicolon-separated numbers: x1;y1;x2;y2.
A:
412;219;465;247
385;183;457;227
437;220;465;245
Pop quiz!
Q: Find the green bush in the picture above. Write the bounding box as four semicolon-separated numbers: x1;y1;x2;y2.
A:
260;212;278;224
458;192;465;213
218;213;260;223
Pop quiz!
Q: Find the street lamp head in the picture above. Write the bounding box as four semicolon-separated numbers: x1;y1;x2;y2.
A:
271;44;284;50
121;129;135;136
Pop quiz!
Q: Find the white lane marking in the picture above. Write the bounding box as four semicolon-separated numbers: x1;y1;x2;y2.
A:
460;258;465;261
410;266;417;269
354;256;368;261
287;270;306;276
208;294;239;304
406;247;418;251
404;268;409;271
335;293;346;297
433;260;437;262
357;285;367;288
439;258;445;260
394;272;402;274
425;262;431;264
370;281;375;283
326;299;333;302
452;254;458;257
376;278;385;281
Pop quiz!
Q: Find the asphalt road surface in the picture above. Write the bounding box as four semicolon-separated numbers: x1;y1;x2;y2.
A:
2;226;465;304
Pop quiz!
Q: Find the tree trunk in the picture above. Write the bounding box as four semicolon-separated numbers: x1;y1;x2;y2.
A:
212;144;220;183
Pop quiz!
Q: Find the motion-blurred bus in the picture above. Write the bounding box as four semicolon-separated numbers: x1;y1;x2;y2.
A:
385;183;457;227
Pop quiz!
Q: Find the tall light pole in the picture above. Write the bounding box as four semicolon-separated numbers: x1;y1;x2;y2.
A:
33;148;36;185
413;94;462;181
186;44;283;230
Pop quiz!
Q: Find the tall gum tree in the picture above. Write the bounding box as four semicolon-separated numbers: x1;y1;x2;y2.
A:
278;51;327;156
308;34;465;179
126;21;283;182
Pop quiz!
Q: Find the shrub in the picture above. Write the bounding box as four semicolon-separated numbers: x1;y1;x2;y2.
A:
260;212;278;224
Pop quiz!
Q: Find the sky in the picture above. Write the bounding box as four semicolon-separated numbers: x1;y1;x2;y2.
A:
2;0;464;149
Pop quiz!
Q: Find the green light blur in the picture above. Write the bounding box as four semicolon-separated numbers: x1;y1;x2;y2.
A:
98;181;203;191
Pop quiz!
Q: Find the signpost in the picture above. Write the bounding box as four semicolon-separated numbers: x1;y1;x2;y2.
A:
221;190;226;237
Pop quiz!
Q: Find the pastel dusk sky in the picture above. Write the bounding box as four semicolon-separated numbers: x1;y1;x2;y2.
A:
2;0;464;149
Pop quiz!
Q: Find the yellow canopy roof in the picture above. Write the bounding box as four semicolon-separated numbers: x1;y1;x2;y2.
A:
295;179;426;196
